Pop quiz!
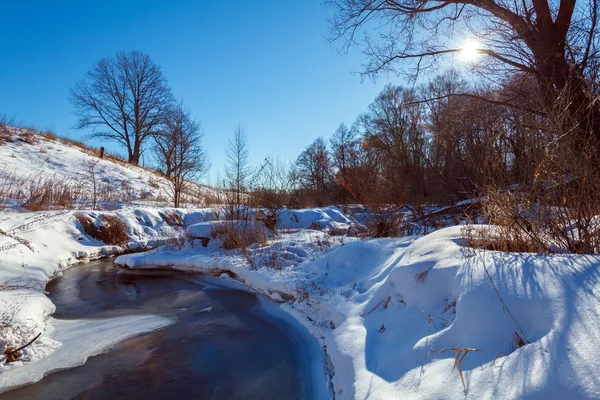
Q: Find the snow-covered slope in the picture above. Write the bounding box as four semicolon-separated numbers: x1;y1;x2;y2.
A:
0;126;212;210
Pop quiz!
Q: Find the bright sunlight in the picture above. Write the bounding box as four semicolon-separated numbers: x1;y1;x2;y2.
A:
460;39;481;62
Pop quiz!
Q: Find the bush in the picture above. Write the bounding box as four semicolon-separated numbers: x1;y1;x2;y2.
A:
18;129;38;145
210;220;268;250
160;210;184;226
364;209;407;238
74;213;129;246
22;175;83;211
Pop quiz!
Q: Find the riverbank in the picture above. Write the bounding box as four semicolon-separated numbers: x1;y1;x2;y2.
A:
116;225;600;399
0;207;212;391
1;206;600;399
0;206;349;396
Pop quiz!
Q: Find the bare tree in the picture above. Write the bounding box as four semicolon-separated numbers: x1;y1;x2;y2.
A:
84;159;101;210
328;0;600;150
361;84;430;202
223;126;253;218
70;50;173;165
329;123;356;197
155;101;209;208
294;137;335;205
254;156;296;230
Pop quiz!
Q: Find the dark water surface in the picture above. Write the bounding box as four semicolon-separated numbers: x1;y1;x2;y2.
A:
2;259;315;400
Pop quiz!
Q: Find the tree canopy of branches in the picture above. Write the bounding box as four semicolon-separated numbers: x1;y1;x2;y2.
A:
294;137;335;205
154;100;209;208
328;0;600;152
70;50;173;165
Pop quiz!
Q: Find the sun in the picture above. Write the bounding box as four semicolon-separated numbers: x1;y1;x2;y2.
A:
460;39;481;62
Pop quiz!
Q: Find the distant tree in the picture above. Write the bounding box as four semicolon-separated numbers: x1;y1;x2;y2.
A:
70;50;173;165
294;137;334;202
223;126;253;218
329;123;359;201
155;101;209;208
361;84;429;202
254;156;296;230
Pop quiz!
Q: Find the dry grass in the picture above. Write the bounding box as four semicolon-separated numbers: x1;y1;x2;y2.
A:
40;130;57;141
22;175;84;211
210;220;268;251
18;129;39;145
461;224;542;254
74;213;128;246
415;268;430;284
428;347;507;394
159;210;184;226
364;210;407;238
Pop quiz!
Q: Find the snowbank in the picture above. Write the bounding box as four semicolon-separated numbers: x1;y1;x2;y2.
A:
278;207;357;233
0;204;358;390
116;225;600;399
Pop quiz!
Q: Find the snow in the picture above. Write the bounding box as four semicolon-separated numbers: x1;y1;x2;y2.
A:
1;129;599;398
116;225;600;399
0;127;216;211
187;219;269;239
278;207;357;233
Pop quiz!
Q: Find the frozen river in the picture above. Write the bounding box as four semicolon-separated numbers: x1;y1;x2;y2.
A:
1;258;324;399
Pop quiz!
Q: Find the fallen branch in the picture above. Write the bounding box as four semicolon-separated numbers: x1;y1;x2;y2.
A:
5;332;41;363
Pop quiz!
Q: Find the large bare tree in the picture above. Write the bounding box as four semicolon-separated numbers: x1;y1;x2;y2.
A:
328;0;600;148
70;50;173;165
154;100;209;208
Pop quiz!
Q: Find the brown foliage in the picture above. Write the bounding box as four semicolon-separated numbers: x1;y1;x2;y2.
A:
211;221;268;251
74;213;129;247
159;210;184;226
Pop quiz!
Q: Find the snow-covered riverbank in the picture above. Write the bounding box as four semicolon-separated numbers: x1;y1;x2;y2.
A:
0;206;352;394
0;207;211;390
116;224;600;399
1;205;600;399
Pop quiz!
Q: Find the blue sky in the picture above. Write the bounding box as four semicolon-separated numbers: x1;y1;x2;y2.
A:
0;0;397;184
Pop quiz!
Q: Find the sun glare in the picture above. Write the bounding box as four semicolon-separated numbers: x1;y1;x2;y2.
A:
460;40;480;62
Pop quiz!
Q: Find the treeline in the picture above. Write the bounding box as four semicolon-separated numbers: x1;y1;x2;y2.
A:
290;69;600;252
293;70;544;206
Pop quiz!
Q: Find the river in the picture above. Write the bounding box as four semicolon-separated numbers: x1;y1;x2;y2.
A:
1;258;327;400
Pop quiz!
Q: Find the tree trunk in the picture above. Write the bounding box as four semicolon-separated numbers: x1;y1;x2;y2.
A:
130;142;141;166
534;41;600;156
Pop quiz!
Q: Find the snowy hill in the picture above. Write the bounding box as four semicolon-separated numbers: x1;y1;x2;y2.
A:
0;125;212;210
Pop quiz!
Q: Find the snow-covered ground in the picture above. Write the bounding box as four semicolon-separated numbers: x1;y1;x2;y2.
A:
117;224;600;399
0;127;599;398
0;126;214;211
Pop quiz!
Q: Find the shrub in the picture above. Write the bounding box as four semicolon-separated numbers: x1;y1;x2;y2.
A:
160;210;184;226
364;210;406;238
22;175;83;211
211;220;268;250
74;213;129;246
